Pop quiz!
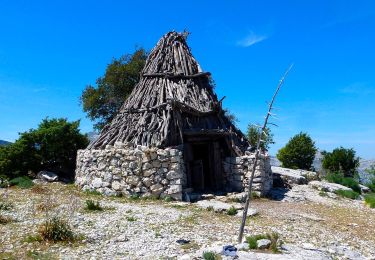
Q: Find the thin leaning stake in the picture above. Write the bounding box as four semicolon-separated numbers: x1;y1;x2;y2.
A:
237;64;294;243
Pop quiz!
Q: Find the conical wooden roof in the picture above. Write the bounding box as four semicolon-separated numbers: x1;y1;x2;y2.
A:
89;31;249;154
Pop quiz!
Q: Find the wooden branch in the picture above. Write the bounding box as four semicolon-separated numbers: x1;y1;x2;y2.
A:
238;64;293;243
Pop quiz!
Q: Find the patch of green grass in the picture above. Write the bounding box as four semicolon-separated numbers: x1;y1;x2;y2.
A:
319;191;328;197
0;201;13;210
364;193;375;208
227;206;238;216
9;176;34;189
164;196;173;202
203;251;221;260
23;234;43;243
245;233;280;252
325;172;361;193
334;189;360;199
26;250;57;260
207;206;214;211
84;189;102;196
246;234;267;249
85;200;103;211
129;194;141;200
38;216;76;242
126;216;137;222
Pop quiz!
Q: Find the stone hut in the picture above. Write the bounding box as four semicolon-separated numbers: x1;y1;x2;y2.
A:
75;31;272;200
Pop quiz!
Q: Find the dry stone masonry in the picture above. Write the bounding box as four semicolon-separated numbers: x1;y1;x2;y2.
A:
76;142;186;200
223;153;273;196
76;143;272;200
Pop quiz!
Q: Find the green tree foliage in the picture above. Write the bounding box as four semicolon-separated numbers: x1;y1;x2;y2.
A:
276;132;317;170
322;147;360;178
0;118;89;180
246;124;274;151
81;48;148;130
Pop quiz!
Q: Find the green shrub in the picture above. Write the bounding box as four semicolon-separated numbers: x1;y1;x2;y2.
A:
126;216;137;222
84;189;102;196
276;132;317;170
38;217;75;242
325;172;361;193
85;200;103;211
0;118;89;180
202;251;221;260
164;196;173;202
9;176;34;189
0;201;13;210
246;234;267;249
246;233;280;252
227;206;238;216
364;193;375;208
335;189;360;199
322;147;360;178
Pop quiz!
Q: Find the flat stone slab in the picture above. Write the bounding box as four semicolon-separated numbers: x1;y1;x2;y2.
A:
196;200;243;212
309;181;352;193
236;208;259;217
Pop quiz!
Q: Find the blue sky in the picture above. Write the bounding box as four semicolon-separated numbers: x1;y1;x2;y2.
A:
0;1;374;158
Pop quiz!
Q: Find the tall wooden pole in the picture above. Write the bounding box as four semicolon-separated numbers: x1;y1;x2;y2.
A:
237;64;293;243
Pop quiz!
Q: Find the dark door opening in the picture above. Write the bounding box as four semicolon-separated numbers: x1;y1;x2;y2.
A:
186;141;225;193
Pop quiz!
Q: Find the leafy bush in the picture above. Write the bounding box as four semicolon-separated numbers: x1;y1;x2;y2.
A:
364;193;375;208
0;118;89;180
325;172;361;193
276;132;317;170
9;176;34;189
85;200;103;211
227;206;238;216
335;189;360;199
38;216;75;242
247;125;274;151
202;251;221;260
365;165;375;192
322;147;360;178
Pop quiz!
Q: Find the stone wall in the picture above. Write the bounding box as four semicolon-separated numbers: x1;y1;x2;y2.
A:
223;153;273;196
75;142;185;200
75;142;272;200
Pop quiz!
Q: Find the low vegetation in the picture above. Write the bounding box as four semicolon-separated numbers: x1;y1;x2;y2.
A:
246;232;280;253
9;176;34;189
364;193;375;208
227;206;238;216
335;189;360;200
203;251;221;260
0;201;13;210
38;216;76;242
325;172;361;193
85;200;103;211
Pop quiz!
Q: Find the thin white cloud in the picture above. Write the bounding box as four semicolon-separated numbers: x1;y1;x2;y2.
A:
236;32;267;47
340;82;375;95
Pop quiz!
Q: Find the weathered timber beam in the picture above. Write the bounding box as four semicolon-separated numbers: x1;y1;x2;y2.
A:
142;72;211;79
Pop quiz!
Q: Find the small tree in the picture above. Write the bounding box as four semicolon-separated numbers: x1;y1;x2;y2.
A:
81;48;147;130
276;132;317;170
247;124;274;152
322;147;360;178
0;118;89;180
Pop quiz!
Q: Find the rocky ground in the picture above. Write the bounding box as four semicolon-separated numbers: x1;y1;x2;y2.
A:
1;183;374;260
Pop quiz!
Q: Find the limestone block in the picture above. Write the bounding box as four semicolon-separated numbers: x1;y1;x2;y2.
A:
143;169;155;177
143;178;152;187
150;183;164;195
92;178;103;188
166;184;182;194
112;181;121;191
126;176;140;186
166;170;182;180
